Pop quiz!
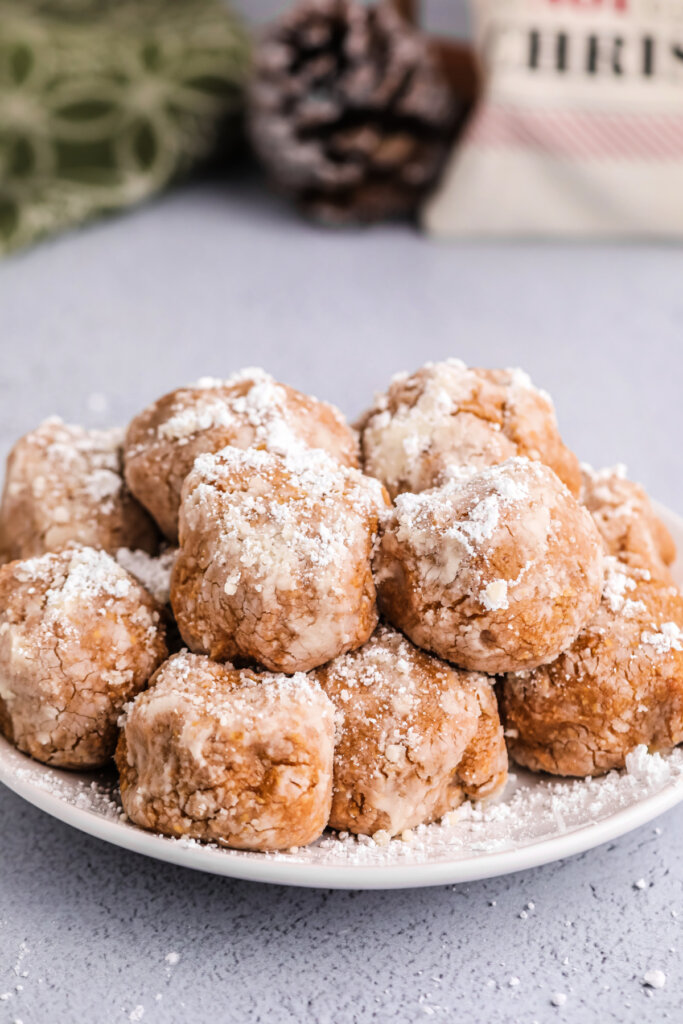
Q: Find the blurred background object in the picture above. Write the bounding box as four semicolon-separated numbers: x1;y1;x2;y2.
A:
0;0;250;256
2;0;680;251
424;0;683;239
245;0;472;37
247;0;460;225
0;0;477;253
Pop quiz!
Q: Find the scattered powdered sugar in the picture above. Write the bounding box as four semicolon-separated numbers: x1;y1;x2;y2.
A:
13;943;29;979
6;741;682;870
7;757;125;821
158;397;237;442
455;493;502;545
153;368;332;461
491;468;531;503
640;622;683;655
506;367;533;392
481;579;509;612
124;651;333;737
625;746;676;790
643;970;666;990
602;559;635;612
179;376;296;450
194;375;231;389
396;458;532;556
602;557;651;614
582;461;628;486
184;445;384;598
116;548;176;606
298;746;683;867
12;419;126;517
362;359;556;495
84;466;122;504
52;548;132;603
14;548;138;612
581;462;636;515
391;457;545;602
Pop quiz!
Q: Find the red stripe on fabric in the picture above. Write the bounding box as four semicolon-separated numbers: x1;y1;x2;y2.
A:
465;106;683;160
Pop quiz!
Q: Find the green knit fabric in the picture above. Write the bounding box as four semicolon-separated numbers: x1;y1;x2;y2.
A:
0;0;251;255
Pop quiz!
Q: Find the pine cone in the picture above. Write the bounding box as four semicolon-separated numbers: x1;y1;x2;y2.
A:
248;0;457;224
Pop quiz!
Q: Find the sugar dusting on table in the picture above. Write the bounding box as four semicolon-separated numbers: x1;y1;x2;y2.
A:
6;743;683;868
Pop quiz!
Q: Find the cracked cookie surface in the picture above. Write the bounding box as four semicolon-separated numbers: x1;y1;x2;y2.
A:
502;558;683;776
374;458;604;674
0;418;158;562
171;445;389;673
0;546;167;768
581;463;676;581
315;625;507;836
117;651;335;850
359;359;581;500
124;369;359;541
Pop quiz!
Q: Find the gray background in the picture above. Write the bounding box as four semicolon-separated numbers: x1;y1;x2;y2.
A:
1;1;683;1022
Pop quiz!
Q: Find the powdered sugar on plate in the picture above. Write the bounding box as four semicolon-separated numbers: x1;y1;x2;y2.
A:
3;738;682;871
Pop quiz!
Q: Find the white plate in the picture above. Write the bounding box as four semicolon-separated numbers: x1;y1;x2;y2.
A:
2;503;683;890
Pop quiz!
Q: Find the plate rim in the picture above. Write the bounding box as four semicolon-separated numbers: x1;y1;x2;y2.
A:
1;499;683;890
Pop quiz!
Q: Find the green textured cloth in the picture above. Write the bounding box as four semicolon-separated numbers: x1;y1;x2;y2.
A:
0;0;251;254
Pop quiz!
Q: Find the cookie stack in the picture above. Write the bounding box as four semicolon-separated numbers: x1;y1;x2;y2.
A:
1;361;680;852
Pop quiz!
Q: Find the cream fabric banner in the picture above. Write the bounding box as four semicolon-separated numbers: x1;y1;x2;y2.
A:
423;0;683;239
